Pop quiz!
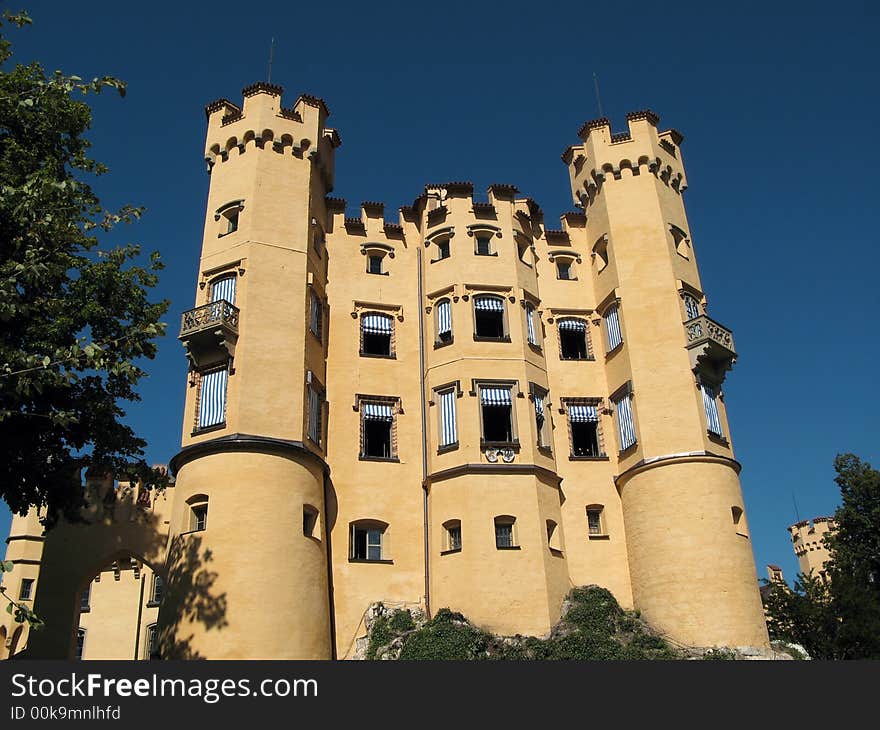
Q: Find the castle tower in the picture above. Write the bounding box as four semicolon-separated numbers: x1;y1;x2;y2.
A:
0;510;44;658
788;516;835;580
562;112;769;648
168;83;340;658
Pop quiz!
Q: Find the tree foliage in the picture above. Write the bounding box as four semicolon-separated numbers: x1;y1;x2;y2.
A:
0;11;168;526
763;454;880;659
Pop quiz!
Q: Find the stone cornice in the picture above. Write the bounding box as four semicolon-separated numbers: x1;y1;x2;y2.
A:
169;433;329;476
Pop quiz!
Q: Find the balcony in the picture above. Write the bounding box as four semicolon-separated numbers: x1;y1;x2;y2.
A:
179;300;239;369
684;315;736;380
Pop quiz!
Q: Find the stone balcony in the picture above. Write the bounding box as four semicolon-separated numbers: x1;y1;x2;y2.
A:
179;300;239;369
684;315;737;380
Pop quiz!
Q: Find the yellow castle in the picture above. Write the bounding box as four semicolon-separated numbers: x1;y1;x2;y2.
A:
1;82;769;660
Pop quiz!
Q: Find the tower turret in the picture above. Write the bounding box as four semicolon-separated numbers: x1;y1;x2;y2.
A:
563;111;768;648
167;83;339;659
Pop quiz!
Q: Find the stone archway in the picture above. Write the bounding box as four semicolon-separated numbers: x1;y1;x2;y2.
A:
24;485;170;659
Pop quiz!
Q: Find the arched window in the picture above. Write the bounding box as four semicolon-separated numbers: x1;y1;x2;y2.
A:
473;295;507;340
360;312;394;357
209;273;237;305
186;494;209;532
682;293;700;321
443;519;462;553
350;520;389;562
215;200;243;237
494;515;518;549
435;298;453;345
557;318;590;360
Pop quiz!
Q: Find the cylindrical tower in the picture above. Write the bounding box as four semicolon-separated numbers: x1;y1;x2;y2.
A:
564;111;768;648
165;83;340;658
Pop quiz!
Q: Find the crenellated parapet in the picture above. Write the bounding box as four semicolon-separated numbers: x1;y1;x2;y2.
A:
563;110;687;208
203;82;342;191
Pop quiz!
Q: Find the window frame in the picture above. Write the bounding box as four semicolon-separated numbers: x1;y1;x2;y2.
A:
435;383;460;453
529;383;551;451
349;520;391;563
148;574;163;606
557;317;592;361
476;381;519;448
610;383;638;453
556;258;576;280
442;519;462;554
434;297;453;347
357;396;400;462
18;578;34;601
307;378;325;447
193;364;229;434
494;516;519;550
472;294;510;342
308;289;324;342
586;505;607;538
359;312;395;359
186;494;209;533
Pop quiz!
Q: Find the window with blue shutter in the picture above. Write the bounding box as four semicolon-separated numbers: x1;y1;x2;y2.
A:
198;367;228;429
612;390;636;451
436;299;453;344
438;388;458;448
701;383;723;437
604;303;623;352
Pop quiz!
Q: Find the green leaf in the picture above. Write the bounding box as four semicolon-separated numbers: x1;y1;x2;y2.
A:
0;560;14;573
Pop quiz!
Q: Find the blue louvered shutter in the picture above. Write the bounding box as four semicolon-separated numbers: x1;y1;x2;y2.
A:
362;313;393;335
605;303;623;351
613;393;636;450
474;295;504;311
480;387;512;406
702;383;723;436
558;318;587;331
567;404;599;422
198;368;228;428
439;389;458;446
362;403;393;421
210;275;236;305
436;299;452;338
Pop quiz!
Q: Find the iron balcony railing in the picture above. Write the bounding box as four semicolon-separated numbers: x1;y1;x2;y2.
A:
179;300;239;339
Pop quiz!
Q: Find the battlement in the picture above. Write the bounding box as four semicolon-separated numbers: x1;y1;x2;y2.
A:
203;82;341;191
564;109;687;208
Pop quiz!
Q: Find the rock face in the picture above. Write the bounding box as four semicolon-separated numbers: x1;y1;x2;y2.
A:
353;587;805;661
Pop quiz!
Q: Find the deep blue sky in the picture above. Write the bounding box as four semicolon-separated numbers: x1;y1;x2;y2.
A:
2;1;878;584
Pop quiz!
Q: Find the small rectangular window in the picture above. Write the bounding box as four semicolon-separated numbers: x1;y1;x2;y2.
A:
532;387;550;449
191;504;208;532
473;295;506;340
495;520;515;548
437;239;450;260
80;582;91;611
361;314;393;357
367;255;383;274
308;384;323;445
476;235;492;256
197;367;228;430
361;401;395;459
448;525;462;551
19;578;34;601
558;319;590;360
150;575;163;604
436;299;453;344
438;388;458;448
309;290;323;341
605;303;623;351
525;303;538;347
147;624;159;660
351;525;385;561
557;261;573;280
587;508;604;536
612;391;637;451
480;386;514;444
701;383;723;437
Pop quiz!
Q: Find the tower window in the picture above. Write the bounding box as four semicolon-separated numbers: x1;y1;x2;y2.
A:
437;387;458;449
701;382;723;437
443;520;462;552
303;505;319;538
473;295;506;340
360;313;394;357
367;255;384;274
307;383;324;446
604;303;623;352
360;400;396;460
525;302;539;347
149;574;163;605
670;225;690;258
435;299;453;345
350;521;388;561
80;582;91;612
556;260;575;280
683;293;701;321
187;495;209;532
196;366;228;430
546;519;562;552
586;505;606;536
567;402;603;457
475;234;492;256
558;318;590;360
494;516;517;549
592;235;609;272
18;578;34;601
209;274;237;306
215;200;244;237
480;385;515;444
531;385;550;449
612;388;637;451
309;290;323;341
146;624;159;660
75;628;86;660
436;238;450;260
